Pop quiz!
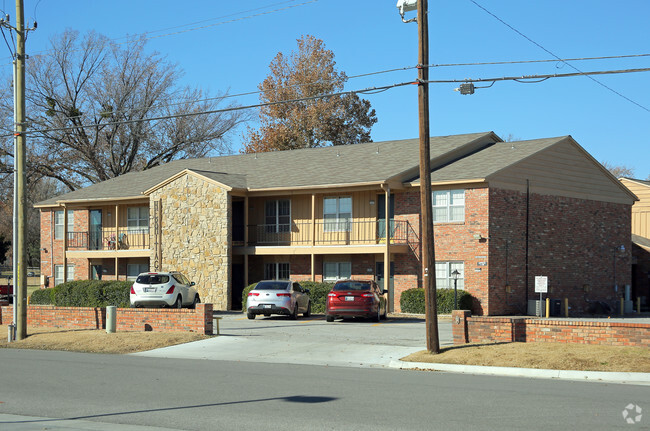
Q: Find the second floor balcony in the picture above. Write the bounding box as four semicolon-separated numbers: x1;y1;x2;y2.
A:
243;219;411;247
67;228;150;251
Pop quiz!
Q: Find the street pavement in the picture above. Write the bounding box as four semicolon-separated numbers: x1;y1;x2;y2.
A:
133;312;650;385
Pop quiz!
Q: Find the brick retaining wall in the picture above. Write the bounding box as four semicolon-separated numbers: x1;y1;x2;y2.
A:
452;310;649;348
0;303;213;335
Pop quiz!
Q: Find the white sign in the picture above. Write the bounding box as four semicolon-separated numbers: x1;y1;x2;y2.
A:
535;276;548;293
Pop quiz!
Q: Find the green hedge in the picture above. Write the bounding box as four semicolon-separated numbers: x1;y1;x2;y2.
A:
242;281;334;314
28;280;132;308
400;288;473;314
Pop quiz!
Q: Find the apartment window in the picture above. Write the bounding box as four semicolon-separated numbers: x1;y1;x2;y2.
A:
324;196;351;232
127;207;149;233
127;263;149;280
265;200;290;233
323;261;351;281
265;262;290;280
54;210;74;240
433;190;465;223
54;264;75;286
435;261;464;290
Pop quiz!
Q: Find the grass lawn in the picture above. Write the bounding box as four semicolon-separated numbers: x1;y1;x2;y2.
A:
402;342;650;373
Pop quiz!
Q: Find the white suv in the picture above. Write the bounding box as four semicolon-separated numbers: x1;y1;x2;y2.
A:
130;271;200;308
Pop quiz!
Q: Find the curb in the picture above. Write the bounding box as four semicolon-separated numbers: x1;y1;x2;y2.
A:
389;360;650;385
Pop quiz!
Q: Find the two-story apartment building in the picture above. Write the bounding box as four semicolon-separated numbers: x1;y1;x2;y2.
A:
619;178;650;311
36;132;636;315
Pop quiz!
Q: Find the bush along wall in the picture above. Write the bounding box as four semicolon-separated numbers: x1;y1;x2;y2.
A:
29;280;132;308
242;281;334;315
400;288;473;314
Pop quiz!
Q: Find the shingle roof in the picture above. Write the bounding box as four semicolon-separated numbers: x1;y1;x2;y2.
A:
37;132;499;206
622;177;650;187
37;132;576;207
428;137;567;183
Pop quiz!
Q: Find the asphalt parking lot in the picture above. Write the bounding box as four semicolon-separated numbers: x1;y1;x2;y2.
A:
134;313;453;368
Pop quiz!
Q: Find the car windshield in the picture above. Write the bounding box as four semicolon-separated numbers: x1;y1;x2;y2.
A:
255;281;289;290
333;281;371;291
136;274;170;285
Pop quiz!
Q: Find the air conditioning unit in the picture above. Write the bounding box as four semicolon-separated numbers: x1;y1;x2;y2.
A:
527;299;545;317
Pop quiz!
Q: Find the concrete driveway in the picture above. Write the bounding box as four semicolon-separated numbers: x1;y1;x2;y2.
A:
134;313;452;368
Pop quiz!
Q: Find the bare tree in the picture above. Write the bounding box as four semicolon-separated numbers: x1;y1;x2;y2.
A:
0;30;247;191
243;35;377;153
601;161;635;179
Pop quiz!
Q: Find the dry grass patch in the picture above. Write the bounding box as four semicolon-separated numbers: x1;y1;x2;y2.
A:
0;325;212;354
402;342;650;373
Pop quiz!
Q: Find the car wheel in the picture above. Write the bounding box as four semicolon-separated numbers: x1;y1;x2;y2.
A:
381;303;388;320
290;304;298;320
304;301;311;317
372;306;380;322
326;315;334;322
247;312;255;320
174;295;182;309
190;294;200;309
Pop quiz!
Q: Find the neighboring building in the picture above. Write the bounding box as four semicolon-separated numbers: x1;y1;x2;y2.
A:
36;132;636;315
619;178;650;311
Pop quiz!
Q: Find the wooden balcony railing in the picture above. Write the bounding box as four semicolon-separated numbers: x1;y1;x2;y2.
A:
67;228;150;251
245;220;409;246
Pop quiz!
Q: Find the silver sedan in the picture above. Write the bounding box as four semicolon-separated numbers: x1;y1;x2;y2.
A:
246;280;311;320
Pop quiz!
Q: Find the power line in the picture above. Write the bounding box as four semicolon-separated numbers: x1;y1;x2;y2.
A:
430;53;650;68
1;81;415;138
425;67;650;84
469;0;650;113
1;0;319;64
2;65;648;139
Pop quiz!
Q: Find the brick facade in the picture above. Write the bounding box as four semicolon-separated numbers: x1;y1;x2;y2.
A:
489;189;631;315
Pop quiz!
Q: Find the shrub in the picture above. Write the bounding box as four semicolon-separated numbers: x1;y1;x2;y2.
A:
400;288;473;314
29;288;54;305
241;281;334;315
30;280;131;308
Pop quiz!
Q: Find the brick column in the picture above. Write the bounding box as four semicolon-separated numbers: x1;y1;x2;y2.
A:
452;309;471;344
198;303;214;335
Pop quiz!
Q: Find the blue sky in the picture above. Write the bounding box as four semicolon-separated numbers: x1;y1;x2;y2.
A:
6;0;650;178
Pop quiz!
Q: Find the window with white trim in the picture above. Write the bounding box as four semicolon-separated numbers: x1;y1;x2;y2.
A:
265;262;290;280
265;200;290;233
435;261;464;290
127;207;149;233
54;210;74;240
323;261;351;281
54;264;75;286
433;189;465;223
323;196;351;232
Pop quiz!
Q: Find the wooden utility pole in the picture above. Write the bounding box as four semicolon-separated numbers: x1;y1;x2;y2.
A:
417;0;439;353
15;0;27;340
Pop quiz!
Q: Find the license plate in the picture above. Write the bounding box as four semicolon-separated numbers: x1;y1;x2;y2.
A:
144;287;156;293
264;304;272;308
345;296;354;301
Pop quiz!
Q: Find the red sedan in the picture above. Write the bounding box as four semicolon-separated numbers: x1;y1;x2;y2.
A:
326;279;387;322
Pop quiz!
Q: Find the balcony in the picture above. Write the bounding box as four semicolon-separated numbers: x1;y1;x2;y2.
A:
244;220;410;247
67;228;150;251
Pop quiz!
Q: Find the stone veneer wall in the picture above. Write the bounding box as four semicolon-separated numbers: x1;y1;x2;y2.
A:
149;174;231;309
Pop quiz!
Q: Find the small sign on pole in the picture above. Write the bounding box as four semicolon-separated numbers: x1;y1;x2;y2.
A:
534;276;548;317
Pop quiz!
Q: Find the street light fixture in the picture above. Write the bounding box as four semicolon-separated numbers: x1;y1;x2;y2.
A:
451;269;460;310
